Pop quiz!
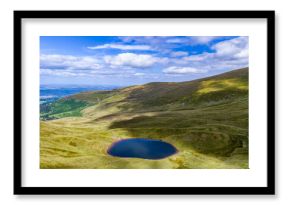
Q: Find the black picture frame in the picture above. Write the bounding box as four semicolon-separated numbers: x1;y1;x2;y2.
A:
14;10;275;195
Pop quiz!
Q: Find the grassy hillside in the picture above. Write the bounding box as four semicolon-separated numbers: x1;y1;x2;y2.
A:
40;68;248;169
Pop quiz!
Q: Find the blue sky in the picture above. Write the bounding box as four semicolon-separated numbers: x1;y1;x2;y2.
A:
40;36;248;86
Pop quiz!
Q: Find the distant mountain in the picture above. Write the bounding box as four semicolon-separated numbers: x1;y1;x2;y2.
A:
40;85;122;104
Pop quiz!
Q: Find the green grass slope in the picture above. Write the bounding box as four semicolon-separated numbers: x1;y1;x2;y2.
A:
40;68;248;169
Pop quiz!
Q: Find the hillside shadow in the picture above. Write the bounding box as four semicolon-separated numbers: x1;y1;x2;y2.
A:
108;111;245;157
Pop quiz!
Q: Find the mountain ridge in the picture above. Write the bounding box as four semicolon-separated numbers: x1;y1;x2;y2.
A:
40;67;248;120
40;67;249;168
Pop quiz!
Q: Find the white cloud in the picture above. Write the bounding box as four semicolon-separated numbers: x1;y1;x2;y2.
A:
134;73;146;76
178;37;249;71
40;69;86;77
166;38;185;44
40;67;135;77
164;36;219;45
182;52;211;61
104;53;160;68
212;36;248;59
88;44;152;51
184;37;248;63
40;37;248;79
163;66;207;74
170;51;188;57
193;36;219;44
40;54;102;70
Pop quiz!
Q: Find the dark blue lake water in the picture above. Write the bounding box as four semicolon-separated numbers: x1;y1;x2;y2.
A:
107;138;177;160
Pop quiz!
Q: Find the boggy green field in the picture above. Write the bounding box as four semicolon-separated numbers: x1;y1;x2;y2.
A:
40;68;249;169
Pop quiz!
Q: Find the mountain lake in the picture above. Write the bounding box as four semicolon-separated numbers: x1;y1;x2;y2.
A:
107;138;178;160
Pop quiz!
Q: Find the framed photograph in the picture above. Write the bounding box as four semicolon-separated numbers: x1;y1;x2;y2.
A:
14;10;275;195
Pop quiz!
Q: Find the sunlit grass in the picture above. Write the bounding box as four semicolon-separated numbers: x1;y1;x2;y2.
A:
197;78;248;95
